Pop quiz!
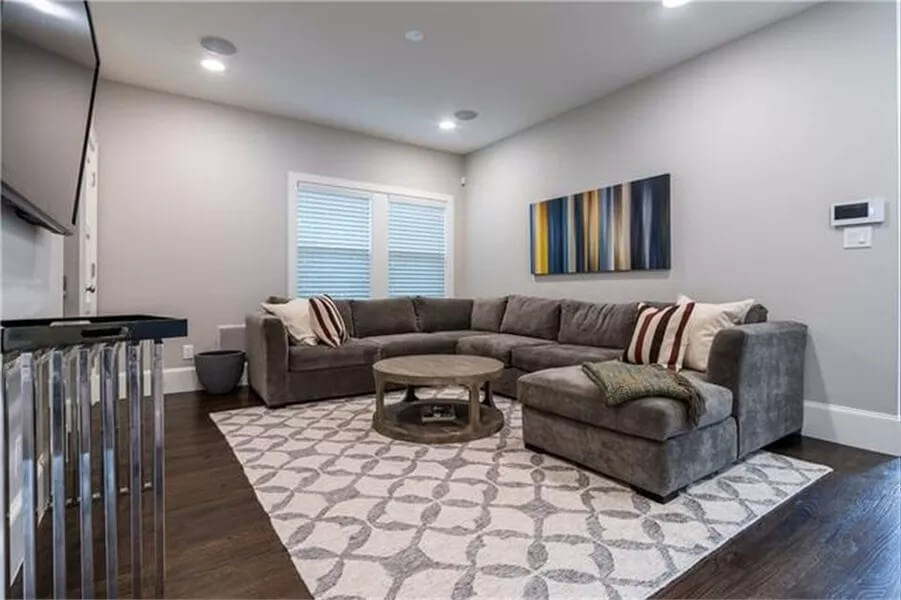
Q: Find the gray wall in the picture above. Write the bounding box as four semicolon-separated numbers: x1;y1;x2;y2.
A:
95;81;464;367
1;205;64;319
461;3;899;415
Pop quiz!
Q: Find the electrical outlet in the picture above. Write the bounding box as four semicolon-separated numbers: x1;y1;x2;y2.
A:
183;344;194;360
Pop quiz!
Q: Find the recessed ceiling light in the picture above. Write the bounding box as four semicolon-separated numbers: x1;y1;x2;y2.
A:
201;57;226;73
662;0;692;7
454;109;479;121
438;119;457;131
404;30;424;42
200;36;238;56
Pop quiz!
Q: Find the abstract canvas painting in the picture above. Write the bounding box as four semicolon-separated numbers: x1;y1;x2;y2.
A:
530;173;670;274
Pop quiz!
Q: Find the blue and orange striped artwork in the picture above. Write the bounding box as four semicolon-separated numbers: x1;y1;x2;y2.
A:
530;173;670;274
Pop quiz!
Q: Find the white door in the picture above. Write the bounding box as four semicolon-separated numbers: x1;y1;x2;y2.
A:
79;127;98;316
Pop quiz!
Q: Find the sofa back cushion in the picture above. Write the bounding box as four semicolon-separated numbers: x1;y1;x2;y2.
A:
413;297;473;332
558;300;639;348
351;298;418;337
331;299;354;337
471;297;508;332
499;295;561;340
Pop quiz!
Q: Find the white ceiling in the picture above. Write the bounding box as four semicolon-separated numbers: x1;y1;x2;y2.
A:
92;1;811;154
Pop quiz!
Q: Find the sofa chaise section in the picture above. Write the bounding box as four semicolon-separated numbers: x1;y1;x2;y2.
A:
518;366;738;501
517;320;807;500
522;406;737;503
518;366;734;442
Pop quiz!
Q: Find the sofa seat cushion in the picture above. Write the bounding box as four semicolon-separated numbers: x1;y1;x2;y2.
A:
512;344;623;372
456;334;553;366
289;339;381;372
364;332;458;358
431;330;488;342
517;365;733;442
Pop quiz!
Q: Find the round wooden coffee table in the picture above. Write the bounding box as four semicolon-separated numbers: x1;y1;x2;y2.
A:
372;354;504;444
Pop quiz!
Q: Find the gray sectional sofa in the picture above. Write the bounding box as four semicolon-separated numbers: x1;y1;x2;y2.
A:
246;294;807;501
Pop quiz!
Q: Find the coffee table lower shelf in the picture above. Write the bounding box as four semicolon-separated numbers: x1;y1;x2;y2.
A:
373;399;504;444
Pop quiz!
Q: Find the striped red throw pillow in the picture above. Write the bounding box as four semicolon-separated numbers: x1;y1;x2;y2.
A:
309;295;349;348
623;302;696;370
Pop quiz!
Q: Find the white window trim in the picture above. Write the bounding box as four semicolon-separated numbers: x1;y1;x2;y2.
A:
287;171;455;299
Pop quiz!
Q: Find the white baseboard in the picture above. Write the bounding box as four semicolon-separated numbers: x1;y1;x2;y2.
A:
166;365;249;394
160;366;204;395
802;401;901;456
97;365;247;400
156;365;247;396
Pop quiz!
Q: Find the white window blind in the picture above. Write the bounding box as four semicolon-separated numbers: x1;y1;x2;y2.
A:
388;199;446;297
295;184;371;299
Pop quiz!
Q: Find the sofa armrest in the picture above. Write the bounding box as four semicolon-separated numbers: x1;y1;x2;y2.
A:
245;311;289;407
706;321;807;456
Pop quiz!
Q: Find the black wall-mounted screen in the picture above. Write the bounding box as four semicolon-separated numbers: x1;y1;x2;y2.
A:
834;203;869;221
1;0;100;235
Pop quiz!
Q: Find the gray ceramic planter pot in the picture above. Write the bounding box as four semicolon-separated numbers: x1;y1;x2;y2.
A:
194;350;245;394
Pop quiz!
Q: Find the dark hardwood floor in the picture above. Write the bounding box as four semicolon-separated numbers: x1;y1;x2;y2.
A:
43;387;901;598
655;433;900;599
163;388;311;599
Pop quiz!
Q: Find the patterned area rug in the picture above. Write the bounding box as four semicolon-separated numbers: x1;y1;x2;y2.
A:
211;388;830;600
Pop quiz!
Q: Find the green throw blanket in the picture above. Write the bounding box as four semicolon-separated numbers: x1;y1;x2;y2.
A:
581;361;705;426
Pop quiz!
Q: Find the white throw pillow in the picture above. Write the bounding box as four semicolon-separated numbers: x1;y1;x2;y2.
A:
676;294;755;371
261;298;318;346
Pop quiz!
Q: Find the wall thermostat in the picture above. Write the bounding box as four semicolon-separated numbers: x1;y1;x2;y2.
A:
830;197;885;227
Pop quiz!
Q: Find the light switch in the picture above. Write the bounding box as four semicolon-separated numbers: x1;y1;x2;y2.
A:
843;226;872;249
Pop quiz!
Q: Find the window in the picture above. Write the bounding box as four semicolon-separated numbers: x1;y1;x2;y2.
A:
288;174;453;300
388;199;447;297
294;184;372;299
